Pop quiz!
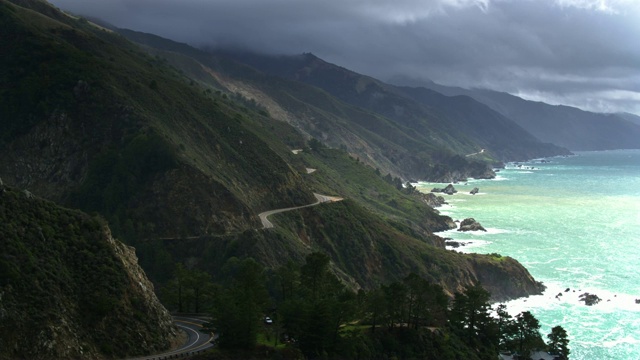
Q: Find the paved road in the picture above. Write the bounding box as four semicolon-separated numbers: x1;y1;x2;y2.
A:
259;193;343;229
465;148;485;157
127;316;214;360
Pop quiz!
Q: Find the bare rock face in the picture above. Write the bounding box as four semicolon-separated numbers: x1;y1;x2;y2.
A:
468;253;546;302
458;218;487;232
0;186;177;359
420;192;448;208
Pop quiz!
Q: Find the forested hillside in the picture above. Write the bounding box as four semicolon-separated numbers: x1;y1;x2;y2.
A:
0;1;554;358
115;30;566;182
211;51;570;161
0;184;176;359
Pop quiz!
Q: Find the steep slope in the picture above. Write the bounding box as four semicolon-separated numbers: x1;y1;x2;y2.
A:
150;146;544;301
0;184;176;359
617;112;640;126
394;86;571;160
467;89;640;151
276;147;544;300
394;78;640;151
1;0;544;311
0;0;314;248
115;30;500;182
217;51;569;161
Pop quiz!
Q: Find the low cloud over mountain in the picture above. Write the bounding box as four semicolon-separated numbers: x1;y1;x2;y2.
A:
49;0;640;115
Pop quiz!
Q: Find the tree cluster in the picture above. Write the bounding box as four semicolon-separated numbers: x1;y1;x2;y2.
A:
164;253;570;360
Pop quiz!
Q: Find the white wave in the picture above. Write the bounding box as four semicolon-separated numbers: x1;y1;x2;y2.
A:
521;257;563;265
445;239;492;253
458;191;486;196
434;228;458;237
452;227;510;236
498;282;640;316
602;335;640;348
492;175;510;181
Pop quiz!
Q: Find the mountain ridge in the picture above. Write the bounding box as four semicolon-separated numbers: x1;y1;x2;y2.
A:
0;4;548;359
390;76;640;151
214;50;571;162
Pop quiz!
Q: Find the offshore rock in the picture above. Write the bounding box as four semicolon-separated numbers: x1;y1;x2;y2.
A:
470;187;479;195
579;292;602;306
443;184;457;195
432;184;458;195
458;218;486;232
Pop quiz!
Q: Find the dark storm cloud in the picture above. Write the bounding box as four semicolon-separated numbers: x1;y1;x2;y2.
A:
48;0;640;115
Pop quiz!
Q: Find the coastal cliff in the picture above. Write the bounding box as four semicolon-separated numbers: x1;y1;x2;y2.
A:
0;185;177;359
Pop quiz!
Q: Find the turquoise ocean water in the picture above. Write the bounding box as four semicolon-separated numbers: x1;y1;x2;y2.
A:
416;149;640;359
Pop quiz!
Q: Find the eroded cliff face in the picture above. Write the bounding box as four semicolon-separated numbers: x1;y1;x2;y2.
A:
0;186;177;359
103;230;178;356
468;254;545;302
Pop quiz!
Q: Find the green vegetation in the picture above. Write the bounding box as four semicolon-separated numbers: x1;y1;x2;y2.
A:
70;132;177;219
191;253;569;360
547;325;571;359
298;144;452;234
0;185;174;359
0;4;558;359
119;31;510;182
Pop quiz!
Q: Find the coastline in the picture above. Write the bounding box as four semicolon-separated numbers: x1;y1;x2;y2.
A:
417;151;640;359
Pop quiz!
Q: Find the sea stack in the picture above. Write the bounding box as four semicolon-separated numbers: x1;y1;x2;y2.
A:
458;218;486;232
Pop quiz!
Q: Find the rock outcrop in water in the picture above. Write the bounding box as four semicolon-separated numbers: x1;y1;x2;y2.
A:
470;187;479;195
579;292;602;306
458;218;487;232
432;184;458;195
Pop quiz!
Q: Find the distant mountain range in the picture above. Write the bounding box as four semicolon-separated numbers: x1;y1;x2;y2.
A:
113;29;575;181
390;77;640;151
217;51;570;162
617;112;640;126
2;0;634;357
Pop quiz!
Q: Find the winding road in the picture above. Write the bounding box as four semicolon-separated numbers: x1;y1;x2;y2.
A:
127;316;214;360
465;148;485;157
259;193;343;229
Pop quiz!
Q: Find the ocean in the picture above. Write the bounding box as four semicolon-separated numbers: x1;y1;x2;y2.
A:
416;149;640;359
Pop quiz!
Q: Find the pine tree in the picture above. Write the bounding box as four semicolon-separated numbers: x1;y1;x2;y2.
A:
547;325;570;359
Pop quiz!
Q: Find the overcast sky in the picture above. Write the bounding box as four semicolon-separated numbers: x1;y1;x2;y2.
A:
49;0;640;115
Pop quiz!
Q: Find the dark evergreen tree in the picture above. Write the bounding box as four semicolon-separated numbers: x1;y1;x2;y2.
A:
495;303;514;350
513;311;544;359
547;325;570;359
210;257;269;349
449;284;499;359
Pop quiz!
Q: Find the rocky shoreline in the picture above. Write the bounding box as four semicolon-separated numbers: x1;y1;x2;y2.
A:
422;155;640;309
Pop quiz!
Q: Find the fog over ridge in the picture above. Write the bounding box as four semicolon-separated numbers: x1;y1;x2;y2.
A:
48;0;640;115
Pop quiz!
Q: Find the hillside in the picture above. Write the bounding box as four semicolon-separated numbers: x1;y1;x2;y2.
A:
114;30;522;182
394;78;640;151
0;183;176;359
0;0;314;247
214;51;570;161
0;0;544;326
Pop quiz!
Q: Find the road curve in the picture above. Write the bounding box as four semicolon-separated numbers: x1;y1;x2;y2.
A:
127;316;214;360
259;193;343;229
465;148;485;157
